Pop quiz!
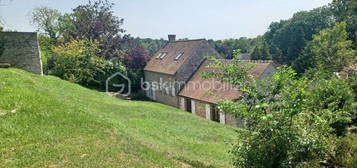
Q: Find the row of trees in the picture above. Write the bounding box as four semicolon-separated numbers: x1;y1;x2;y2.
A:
31;0;151;91
264;0;356;74
208;0;356;74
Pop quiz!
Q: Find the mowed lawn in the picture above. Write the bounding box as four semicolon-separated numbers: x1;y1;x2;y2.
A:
0;68;237;168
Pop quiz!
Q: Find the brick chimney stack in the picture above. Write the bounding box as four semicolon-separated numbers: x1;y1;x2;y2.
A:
168;34;176;42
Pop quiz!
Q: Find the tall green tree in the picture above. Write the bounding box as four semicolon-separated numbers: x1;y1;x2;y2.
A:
264;7;334;64
331;0;357;46
30;7;62;42
293;22;356;73
59;0;129;59
251;41;272;60
209;37;262;59
133;37;167;55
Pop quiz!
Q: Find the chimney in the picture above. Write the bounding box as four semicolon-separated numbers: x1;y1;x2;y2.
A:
168;34;176;42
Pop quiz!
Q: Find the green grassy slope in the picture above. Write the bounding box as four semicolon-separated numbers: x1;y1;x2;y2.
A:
0;68;237;168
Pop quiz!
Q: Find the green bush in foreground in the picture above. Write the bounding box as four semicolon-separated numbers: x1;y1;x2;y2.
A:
50;39;126;88
204;50;356;168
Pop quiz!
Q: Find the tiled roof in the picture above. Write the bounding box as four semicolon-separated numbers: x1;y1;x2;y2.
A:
144;39;205;75
179;59;275;104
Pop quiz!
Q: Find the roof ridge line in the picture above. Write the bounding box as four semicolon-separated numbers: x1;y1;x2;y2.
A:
170;39;206;43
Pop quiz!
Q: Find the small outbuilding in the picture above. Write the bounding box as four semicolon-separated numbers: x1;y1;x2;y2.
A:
178;59;277;127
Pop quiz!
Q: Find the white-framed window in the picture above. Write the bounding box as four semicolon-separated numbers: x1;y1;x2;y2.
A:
174;52;184;60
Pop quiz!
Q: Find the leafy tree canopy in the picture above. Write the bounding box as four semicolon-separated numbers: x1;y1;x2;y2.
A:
251;41;272;60
293;22;356;73
31;7;62;42
331;0;357;46
58;0;129;59
50;39;126;88
264;7;334;65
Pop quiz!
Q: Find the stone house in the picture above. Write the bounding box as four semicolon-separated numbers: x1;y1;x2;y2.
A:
178;59;277;127
144;35;222;107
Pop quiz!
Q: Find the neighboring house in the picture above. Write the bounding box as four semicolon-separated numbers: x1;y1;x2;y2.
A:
144;35;222;107
178;59;277;127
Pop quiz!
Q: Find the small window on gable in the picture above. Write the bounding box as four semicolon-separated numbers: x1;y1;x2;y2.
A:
174;52;184;61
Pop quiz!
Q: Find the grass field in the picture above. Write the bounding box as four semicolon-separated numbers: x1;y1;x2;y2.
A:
0;68;237;168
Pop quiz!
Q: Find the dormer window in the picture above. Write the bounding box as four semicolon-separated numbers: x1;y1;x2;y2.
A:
156;52;167;59
155;52;162;59
160;52;167;59
174;52;184;61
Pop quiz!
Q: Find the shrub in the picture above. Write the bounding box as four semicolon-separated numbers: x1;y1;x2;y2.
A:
205;51;356;167
50;39;126;88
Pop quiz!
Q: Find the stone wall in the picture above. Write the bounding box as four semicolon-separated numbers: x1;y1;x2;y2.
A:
144;70;179;107
0;32;43;74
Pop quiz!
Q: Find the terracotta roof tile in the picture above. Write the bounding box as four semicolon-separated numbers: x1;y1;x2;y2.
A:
179;59;274;104
144;39;205;75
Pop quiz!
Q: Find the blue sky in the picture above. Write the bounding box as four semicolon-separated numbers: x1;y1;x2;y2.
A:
0;0;331;40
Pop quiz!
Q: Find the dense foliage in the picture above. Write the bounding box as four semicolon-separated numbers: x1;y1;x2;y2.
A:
31;7;61;42
30;0;151;93
251;41;271;60
58;0;129;59
133;38;167;55
264;7;334;65
293;22;356;73
204;51;356;167
50;39;126;88
331;0;357;46
208;37;261;59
